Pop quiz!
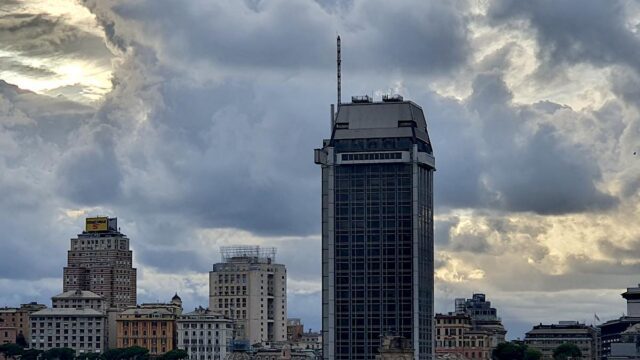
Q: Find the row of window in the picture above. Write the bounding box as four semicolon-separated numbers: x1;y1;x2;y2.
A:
341;152;403;161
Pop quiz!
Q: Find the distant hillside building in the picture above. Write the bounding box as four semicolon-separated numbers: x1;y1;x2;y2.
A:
176;306;233;360
525;321;600;360
601;285;640;360
63;217;136;309
209;246;287;345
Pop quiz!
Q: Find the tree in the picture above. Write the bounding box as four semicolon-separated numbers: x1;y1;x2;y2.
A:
102;348;125;360
21;349;43;360
76;353;102;360
524;348;543;360
0;343;24;360
15;333;28;348
493;342;525;360
120;346;149;360
553;343;582;360
158;349;188;360
41;347;75;360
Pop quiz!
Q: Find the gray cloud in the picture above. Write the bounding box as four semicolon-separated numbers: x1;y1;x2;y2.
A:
488;0;640;75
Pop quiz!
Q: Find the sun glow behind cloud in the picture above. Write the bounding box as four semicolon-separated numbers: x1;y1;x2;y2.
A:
0;0;112;103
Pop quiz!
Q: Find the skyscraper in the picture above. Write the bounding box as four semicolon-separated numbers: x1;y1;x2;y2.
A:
63;217;137;309
315;95;435;359
209;246;287;346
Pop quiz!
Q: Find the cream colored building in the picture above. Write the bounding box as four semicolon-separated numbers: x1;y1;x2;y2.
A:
29;308;106;354
209;246;287;346
524;321;600;360
177;307;233;360
52;290;105;312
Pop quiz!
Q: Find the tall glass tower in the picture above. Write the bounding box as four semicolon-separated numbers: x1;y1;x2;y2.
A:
315;95;435;360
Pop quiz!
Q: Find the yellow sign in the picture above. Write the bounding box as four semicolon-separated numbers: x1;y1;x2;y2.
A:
86;217;108;232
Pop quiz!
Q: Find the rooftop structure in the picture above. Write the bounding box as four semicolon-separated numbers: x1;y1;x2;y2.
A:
221;246;277;264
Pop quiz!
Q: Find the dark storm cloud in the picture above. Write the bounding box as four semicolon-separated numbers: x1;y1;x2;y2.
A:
424;72;617;214
488;0;640;74
84;0;470;76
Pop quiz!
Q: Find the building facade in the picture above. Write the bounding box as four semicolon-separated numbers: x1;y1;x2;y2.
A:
29;308;106;354
209;246;287;345
0;324;17;360
601;285;640;360
315;95;435;359
63;217;136;309
176;307;233;360
287;319;304;342
435;313;492;360
52;290;105;312
454;294;506;348
0;302;46;342
116;306;176;355
525;321;600;360
609;324;640;359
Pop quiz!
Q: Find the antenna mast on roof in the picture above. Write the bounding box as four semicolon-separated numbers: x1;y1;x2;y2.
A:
337;35;341;106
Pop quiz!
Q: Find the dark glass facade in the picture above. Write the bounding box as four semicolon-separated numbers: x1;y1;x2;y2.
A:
316;100;435;360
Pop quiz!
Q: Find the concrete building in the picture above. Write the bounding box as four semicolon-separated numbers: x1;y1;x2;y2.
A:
601;285;640;360
29;308;106;354
610;324;640;359
435;313;492;360
63;217;136;309
376;336;413;360
525;321;600;360
0;302;46;342
116;306;176;355
0;322;17;360
209;246;287;346
177;306;233;360
315;95;436;360
287;319;303;342
52;290;105;312
454;294;507;347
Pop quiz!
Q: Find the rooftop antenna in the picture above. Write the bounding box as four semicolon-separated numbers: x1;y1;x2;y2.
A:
337;35;341;106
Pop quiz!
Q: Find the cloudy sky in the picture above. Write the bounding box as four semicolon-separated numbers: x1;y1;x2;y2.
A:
1;0;640;338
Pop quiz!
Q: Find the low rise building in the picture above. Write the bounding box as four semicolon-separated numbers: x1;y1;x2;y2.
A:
0;302;46;342
29;308;106;354
294;331;321;351
601;284;640;360
286;319;303;342
52;290;105;312
0;323;17;360
177;307;233;360
435;313;492;360
116;306;177;355
525;321;600;360
376;336;413;360
609;323;640;359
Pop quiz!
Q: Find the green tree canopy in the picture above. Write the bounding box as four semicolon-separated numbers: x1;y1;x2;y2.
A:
553;343;582;360
120;346;149;360
524;348;543;360
21;349;43;360
0;343;24;360
15;333;28;348
493;342;526;360
76;352;102;360
41;347;75;360
158;349;188;360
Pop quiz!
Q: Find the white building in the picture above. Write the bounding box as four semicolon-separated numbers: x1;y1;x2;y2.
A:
52;290;105;312
177;307;233;360
29;308;106;354
209;246;287;346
